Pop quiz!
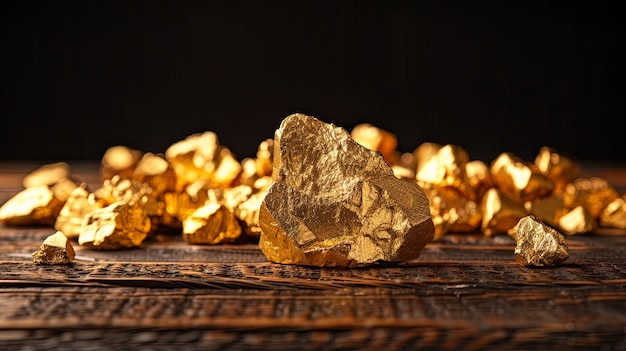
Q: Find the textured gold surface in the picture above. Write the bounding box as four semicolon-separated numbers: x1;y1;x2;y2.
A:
509;215;569;266
78;202;151;249
54;186;100;239
0;185;63;226
32;231;76;264
182;202;242;244
258;113;434;267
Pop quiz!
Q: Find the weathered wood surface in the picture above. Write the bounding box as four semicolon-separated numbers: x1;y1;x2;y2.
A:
0;162;625;350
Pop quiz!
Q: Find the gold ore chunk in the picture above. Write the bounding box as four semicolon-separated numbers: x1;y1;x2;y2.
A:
258;113;435;267
508;215;569;267
600;195;626;230
182;202;242;244
0;185;63;226
78;202;151;249
32;231;75;264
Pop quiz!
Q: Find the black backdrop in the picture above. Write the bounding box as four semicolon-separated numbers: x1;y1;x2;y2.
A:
1;0;624;164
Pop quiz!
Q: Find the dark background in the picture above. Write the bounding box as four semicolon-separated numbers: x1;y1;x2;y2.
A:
1;0;624;164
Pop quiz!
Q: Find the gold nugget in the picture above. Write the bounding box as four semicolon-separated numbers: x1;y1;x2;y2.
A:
182;202;242;244
22;162;71;188
490;152;554;202
259;114;434;267
350;123;398;165
100;145;143;181
0;185;63;226
481;188;528;237
600;195;626;230
54;186;100;239
78;202;151;249
563;177;620;219
534;146;581;195
32;231;75;264
508;215;569;267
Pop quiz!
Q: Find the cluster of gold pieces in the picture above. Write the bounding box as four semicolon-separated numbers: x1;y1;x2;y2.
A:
32;231;75;264
356;132;625;240
0;113;624;266
258;114;435;267
0;133;273;251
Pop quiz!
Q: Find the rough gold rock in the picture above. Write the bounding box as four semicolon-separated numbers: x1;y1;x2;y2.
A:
563;177;620;219
508;215;569;266
481;188;528;237
0;185;63;226
422;183;481;240
415;144;475;201
534;146;581;195
600;195;626;230
350;123;398;164
491;152;554;202
182;202;242;244
78;202;151;249
132;153;177;195
258;113;435;267
54;186;100;239
32;231;75;264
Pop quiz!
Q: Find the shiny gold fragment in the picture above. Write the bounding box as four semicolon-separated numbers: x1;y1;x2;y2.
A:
0;185;63;226
132;153;177;195
78;202;151;249
415;144;475;201
563;177;620;219
481;188;528;237
255;138;274;177
54;186;100;239
32;231;75;264
235;191;267;238
508;215;569;266
100;145;143;181
259;113;434;267
600;195;626;230
422;183;481;240
465;160;494;201
350;123;398;164
93;175;160;220
22;162;71;188
182;202;242;244
413;142;441;175
534;146;581;195
163;181;209;224
557;205;597;235
50;177;82;204
491;152;554;202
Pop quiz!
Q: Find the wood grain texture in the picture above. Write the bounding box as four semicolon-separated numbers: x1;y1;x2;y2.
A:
0;162;625;350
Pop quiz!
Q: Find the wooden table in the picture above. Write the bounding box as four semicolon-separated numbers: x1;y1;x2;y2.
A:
1;162;625;351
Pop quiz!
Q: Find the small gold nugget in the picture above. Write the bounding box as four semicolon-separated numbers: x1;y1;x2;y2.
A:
54;186;100;239
415;144;475;201
32;231;75;264
563;177;620;219
557;205;597;235
100;145;143;181
78;202;151;249
534;146;581;195
182;202;242;244
0;185;63;226
350;123;398;165
600;195;626;230
490;152;554;202
481;188;529;237
259;114;434;268
508;215;569;267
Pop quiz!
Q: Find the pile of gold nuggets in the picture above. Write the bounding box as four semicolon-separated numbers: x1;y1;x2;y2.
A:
1;123;625;263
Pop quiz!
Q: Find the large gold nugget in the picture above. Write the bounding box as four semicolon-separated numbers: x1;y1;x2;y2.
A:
32;231;75;264
0;185;63;226
182;202;242;244
508;215;569;267
258;113;435;268
78;202;151;249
